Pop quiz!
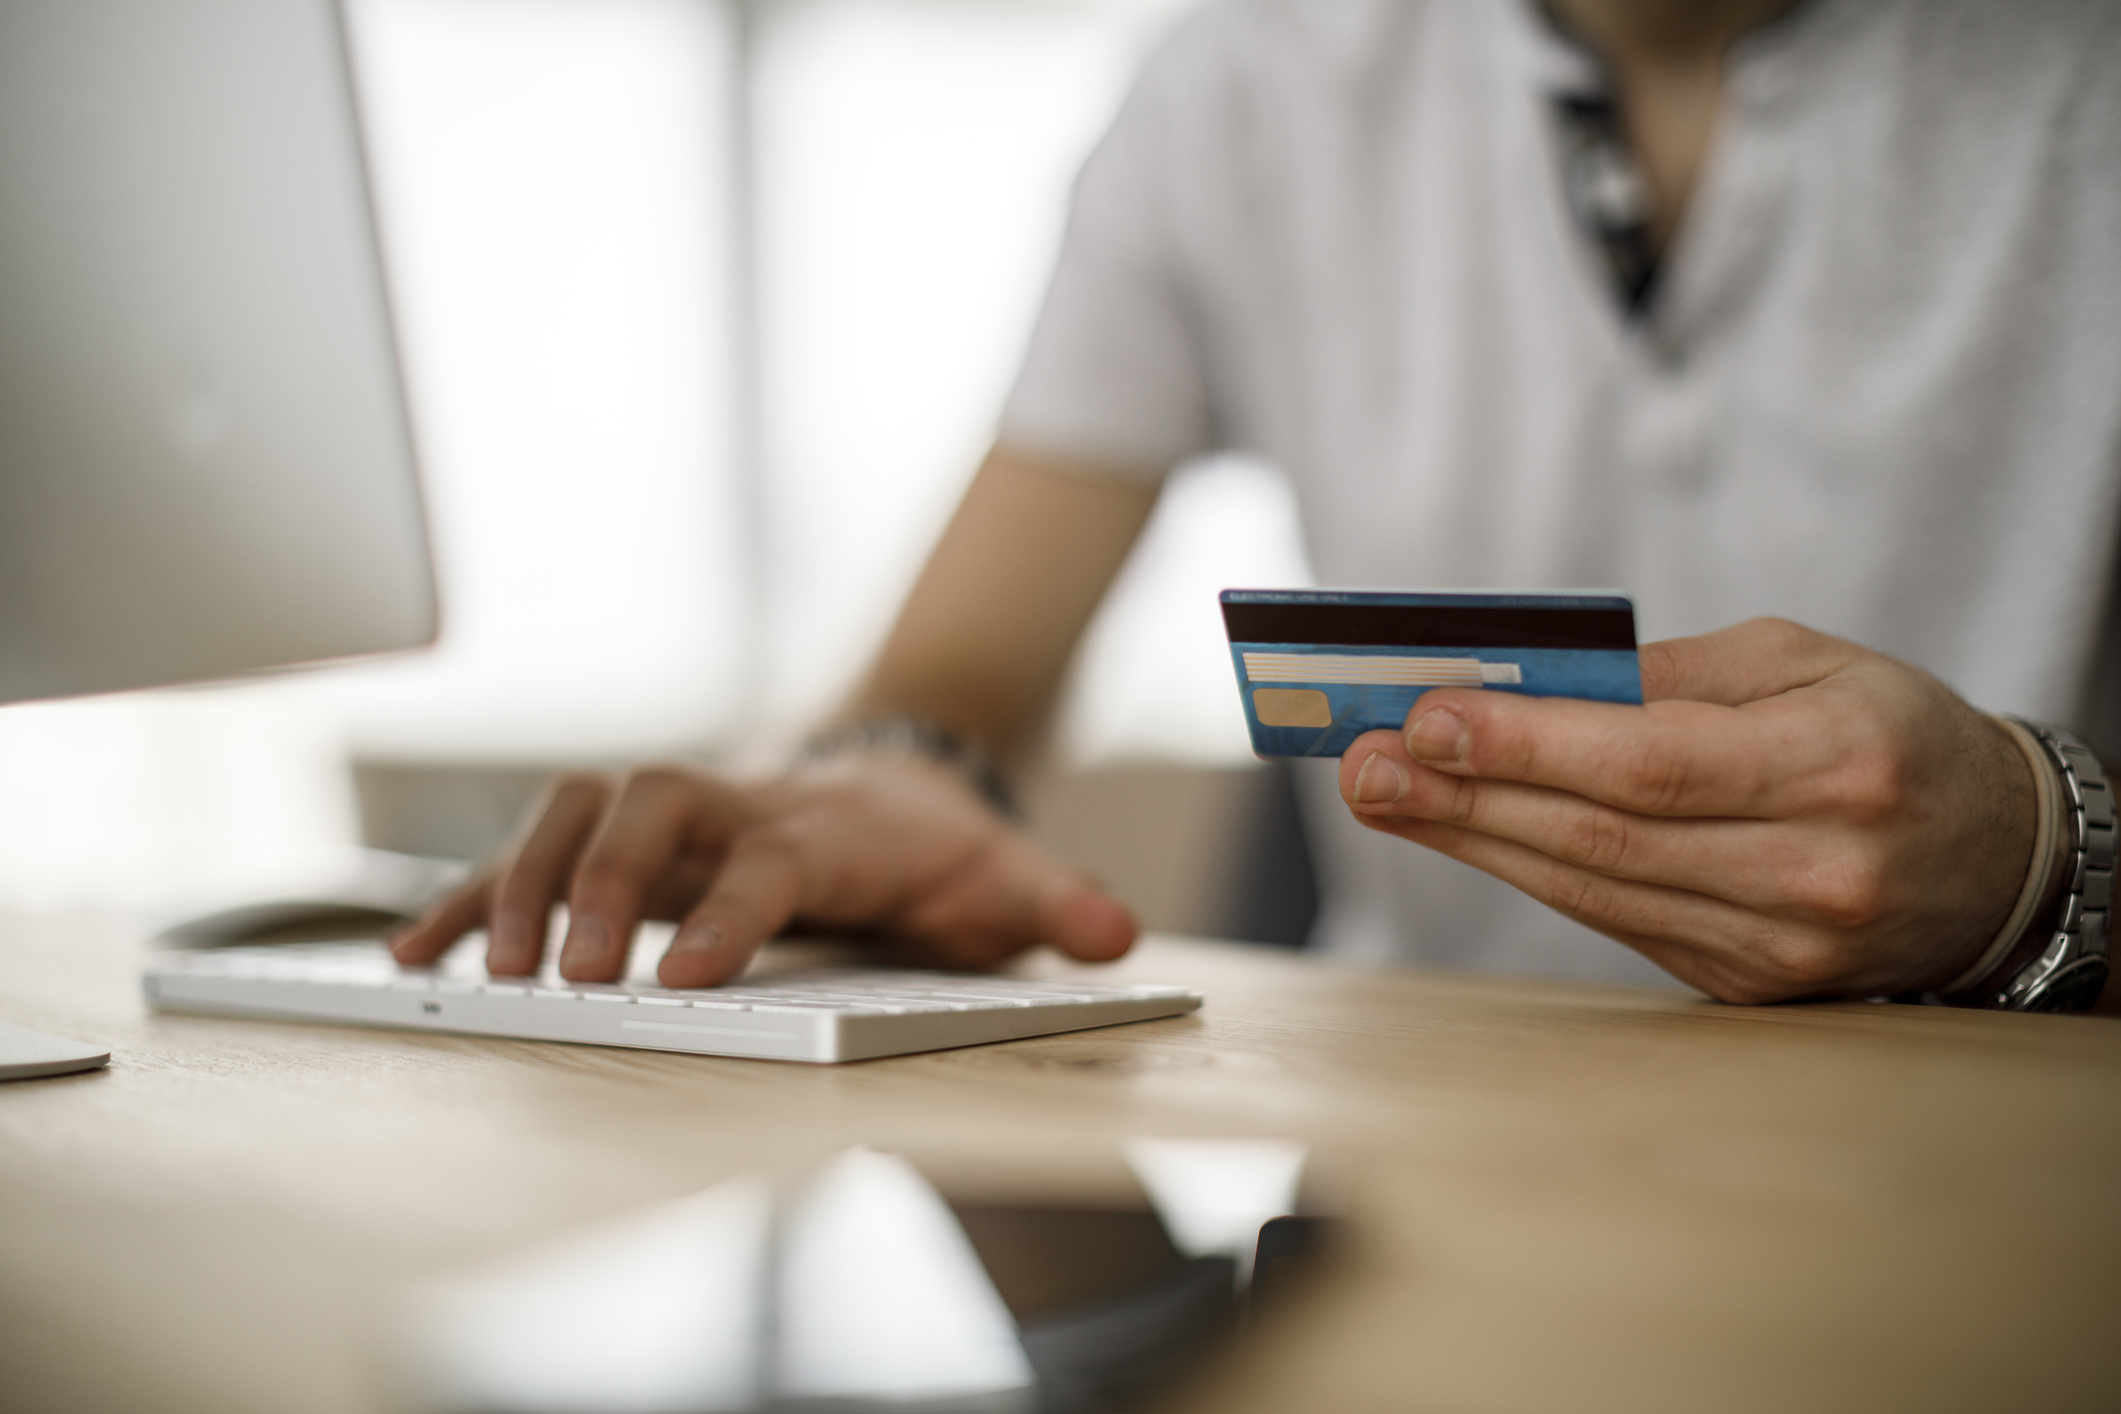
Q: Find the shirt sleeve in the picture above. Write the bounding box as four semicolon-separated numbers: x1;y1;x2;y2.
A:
995;34;1215;482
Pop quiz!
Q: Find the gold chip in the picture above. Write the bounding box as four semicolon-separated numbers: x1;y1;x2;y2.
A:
1252;687;1333;728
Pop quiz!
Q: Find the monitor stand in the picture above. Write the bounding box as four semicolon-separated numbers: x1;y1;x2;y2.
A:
0;1024;110;1081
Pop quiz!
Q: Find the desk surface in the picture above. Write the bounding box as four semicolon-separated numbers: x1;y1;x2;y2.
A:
2;913;2117;1413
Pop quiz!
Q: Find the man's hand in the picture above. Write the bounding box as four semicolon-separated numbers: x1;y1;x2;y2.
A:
1337;618;2036;1003
390;760;1137;988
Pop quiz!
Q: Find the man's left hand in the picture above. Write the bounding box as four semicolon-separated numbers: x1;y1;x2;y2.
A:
1337;618;2035;1003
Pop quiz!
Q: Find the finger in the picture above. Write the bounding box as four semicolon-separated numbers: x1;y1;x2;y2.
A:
560;768;746;983
1638;618;1862;706
1388;678;1876;819
1352;809;1848;1003
1381;619;1871;819
898;830;1138;970
390;874;495;966
991;836;1138;964
1341;730;1891;924
487;774;614;975
657;828;806;988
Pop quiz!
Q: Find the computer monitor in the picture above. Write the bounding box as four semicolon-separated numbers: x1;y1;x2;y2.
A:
0;0;437;708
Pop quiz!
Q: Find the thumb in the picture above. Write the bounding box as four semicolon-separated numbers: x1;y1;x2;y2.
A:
904;830;1138;966
1038;880;1138;962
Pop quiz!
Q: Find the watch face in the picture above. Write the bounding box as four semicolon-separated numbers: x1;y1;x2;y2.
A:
2022;957;2110;1013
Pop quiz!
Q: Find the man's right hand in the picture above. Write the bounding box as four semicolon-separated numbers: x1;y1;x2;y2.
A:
388;760;1138;988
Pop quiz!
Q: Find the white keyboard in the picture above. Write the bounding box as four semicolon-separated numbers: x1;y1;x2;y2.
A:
142;941;1203;1063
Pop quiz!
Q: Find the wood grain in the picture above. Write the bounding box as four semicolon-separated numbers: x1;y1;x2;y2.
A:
2;913;2117;1413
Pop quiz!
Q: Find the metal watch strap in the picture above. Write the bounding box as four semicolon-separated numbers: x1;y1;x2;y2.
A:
795;716;1020;821
1976;720;2113;1013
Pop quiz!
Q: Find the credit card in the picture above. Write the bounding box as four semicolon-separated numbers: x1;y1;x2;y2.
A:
1222;589;1642;758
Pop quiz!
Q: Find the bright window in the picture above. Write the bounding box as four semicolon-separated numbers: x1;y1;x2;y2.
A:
0;0;1311;913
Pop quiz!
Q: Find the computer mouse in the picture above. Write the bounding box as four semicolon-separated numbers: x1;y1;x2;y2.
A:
156;899;417;948
154;849;470;948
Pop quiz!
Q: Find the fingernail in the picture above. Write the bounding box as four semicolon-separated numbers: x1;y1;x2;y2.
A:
1406;709;1469;764
667;923;722;956
1353;751;1409;804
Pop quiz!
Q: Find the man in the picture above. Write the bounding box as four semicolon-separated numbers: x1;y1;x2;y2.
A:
395;0;2121;1013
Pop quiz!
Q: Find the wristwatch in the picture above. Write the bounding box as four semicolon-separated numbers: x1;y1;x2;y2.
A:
794;715;1020;821
1967;721;2113;1013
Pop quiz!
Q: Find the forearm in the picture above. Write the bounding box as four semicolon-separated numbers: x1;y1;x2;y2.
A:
841;445;1159;764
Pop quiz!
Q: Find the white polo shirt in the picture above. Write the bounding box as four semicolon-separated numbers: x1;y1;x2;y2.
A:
998;0;2121;984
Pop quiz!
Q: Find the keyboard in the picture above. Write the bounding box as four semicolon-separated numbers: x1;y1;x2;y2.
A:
142;939;1203;1063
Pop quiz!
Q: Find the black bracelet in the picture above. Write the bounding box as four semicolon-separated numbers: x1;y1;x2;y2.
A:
794;716;1021;821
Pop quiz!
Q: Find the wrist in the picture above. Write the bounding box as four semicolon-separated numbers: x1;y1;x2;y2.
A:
795;715;1021;821
1938;717;2068;995
1940;719;2112;1012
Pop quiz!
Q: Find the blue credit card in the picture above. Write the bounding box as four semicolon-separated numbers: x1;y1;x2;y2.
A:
1223;589;1643;759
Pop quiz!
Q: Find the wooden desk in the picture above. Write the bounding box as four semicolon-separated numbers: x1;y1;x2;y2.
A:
2;912;2117;1413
